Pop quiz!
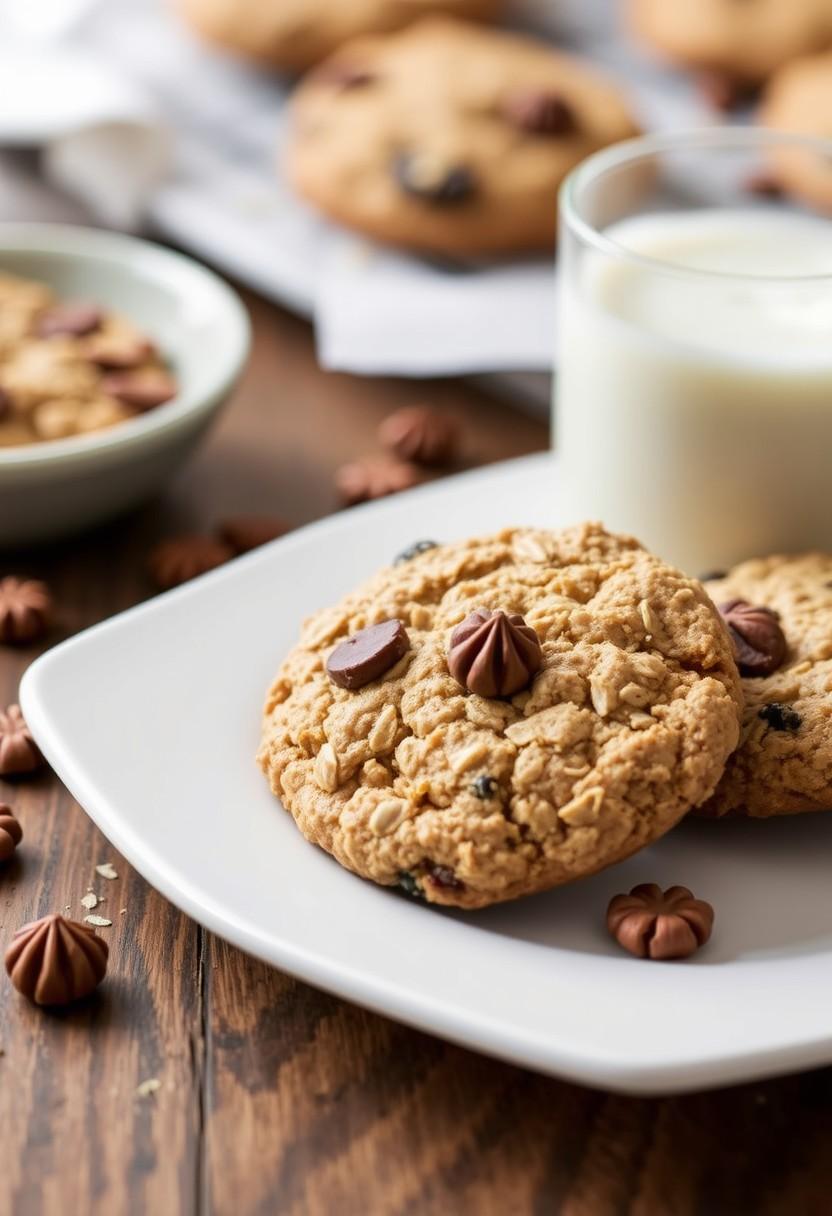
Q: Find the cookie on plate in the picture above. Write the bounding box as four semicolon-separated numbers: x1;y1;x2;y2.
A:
758;51;832;213
701;555;832;818
285;18;639;258
258;524;741;909
629;0;832;96
176;0;502;73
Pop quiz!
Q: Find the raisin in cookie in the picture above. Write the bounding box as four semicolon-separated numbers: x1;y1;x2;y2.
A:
176;0;501;74
258;524;741;910
285;18;639;258
629;0;832;98
758;51;832;213
701;555;832;818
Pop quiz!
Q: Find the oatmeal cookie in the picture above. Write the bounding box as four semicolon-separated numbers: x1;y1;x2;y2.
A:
759;50;832;213
286;18;639;258
176;0;502;74
258;524;742;909
701;554;832;817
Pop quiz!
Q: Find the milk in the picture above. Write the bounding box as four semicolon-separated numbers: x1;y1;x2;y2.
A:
556;209;832;574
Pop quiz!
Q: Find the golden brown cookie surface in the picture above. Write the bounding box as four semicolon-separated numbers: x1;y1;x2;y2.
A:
286;18;639;258
702;554;832;818
176;0;501;73
759;51;832;213
258;524;742;909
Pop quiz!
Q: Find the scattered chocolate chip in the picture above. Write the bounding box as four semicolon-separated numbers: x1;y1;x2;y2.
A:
326;619;410;690
425;864;464;891
470;775;498;800
335;455;424;506
218;514;288;554
102;369;178;412
5;914;108;1005
745;172;784;199
379;406;460;467
393;152;476;204
397;871;424;899
0;705;44;777
607;883;714;961
148;535;234;590
0;806;22;863
501;89;575;135
312;60;375;90
393;540;439;565
0;576;52;645
84;334;155;369
718;599;787;677
698;570;727;583
448;609;542;698
0;386;10;421
759;702;801;732
36;302;102;339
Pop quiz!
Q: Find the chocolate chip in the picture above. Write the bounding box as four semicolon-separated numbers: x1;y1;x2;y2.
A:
36;302;102;338
393;540;439;565
719;599;787;677
502;90;575;135
393;152;476;204
745;173;784;199
102;370;178;411
326;619;410;690
470;775;498;800
759;702;801;732
425;864;463;891
397;871;424;899
448;609;543;698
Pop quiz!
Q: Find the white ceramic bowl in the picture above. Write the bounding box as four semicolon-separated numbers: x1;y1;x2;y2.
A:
0;223;250;546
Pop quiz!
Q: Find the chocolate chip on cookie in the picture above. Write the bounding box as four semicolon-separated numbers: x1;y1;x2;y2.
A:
501;89;576;135
393;540;439;565
759;701;801;732
718;599;787;677
326;619;410;690
448;609;542;698
393;151;476;205
470;775;498;800
607;883;714;960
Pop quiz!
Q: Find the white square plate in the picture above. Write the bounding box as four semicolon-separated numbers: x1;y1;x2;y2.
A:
22;454;832;1095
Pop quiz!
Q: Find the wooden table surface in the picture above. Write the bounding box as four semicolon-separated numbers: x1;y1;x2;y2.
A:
1;291;830;1216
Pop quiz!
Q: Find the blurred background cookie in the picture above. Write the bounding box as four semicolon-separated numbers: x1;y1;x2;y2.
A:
629;0;832;107
175;0;502;73
759;50;832;212
286;17;639;258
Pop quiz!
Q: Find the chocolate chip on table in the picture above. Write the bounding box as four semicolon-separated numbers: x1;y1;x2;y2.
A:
335;455;424;506
759;702;801;732
393;152;476;204
0;704;44;777
448;609;543;698
35;302;102;339
0;806;22;863
0;576;52;645
5;914;108;1005
378;406;460;467
148;535;234;590
102;370;178;411
501;89;576;135
607;883;714;961
326;619;410;690
718;599;787;677
218;515;288;555
470;775;498;800
393;540;439;565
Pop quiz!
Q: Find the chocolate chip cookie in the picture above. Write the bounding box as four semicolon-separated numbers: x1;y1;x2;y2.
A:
286;18;639;258
629;0;832;94
759;51;832;213
701;555;832;817
258;524;741;909
176;0;501;74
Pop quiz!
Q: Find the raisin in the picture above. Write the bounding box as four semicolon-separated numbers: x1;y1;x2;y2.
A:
425;864;463;891
396;871;424;899
470;775;498;800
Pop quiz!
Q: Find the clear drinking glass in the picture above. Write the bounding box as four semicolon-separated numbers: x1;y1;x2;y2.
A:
555;129;832;575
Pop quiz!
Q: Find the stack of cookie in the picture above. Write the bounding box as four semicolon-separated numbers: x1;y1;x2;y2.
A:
175;0;641;257
629;0;832;210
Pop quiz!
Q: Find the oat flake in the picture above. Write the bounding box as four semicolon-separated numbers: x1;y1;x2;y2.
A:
84;914;113;927
95;863;118;880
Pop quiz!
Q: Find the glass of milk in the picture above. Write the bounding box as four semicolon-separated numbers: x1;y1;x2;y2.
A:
556;129;832;575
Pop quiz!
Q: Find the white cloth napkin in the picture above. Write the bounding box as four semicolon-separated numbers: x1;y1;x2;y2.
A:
0;0;718;382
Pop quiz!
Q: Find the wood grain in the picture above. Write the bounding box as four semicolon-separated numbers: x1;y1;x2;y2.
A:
1;293;831;1216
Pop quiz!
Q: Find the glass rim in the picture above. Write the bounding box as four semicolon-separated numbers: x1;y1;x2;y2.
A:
560;127;832;285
